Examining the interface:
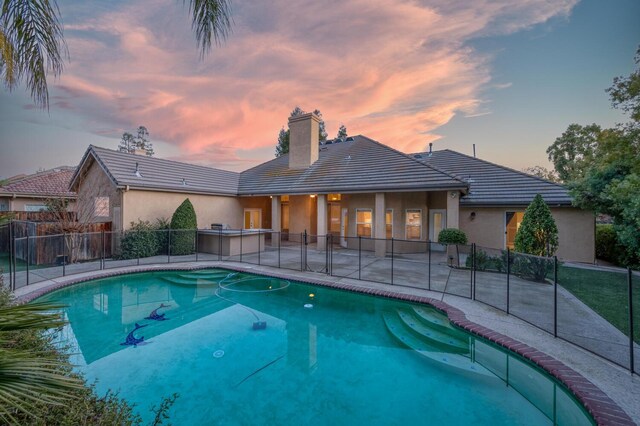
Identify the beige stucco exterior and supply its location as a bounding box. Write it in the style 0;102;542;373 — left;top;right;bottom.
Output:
459;206;595;263
122;190;243;230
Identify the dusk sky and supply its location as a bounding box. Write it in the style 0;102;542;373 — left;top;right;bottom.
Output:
1;0;639;179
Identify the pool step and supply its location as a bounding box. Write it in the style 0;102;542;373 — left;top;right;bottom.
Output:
383;312;494;379
397;310;468;354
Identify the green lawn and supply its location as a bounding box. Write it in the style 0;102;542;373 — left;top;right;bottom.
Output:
558;264;640;344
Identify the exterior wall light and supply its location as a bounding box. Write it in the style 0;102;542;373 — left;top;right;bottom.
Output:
470;211;476;221
310;194;316;198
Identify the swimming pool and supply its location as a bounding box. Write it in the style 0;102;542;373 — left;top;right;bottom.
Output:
36;268;594;425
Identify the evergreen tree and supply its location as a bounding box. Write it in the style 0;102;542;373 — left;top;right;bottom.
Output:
313;109;328;141
336;124;348;139
118;126;154;156
275;127;290;157
515;194;559;257
169;198;198;255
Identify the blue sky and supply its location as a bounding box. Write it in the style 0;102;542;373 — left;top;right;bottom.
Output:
0;0;638;179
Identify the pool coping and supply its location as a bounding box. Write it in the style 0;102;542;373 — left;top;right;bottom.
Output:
15;264;635;426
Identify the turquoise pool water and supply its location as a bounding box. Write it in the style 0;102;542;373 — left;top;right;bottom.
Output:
37;269;593;425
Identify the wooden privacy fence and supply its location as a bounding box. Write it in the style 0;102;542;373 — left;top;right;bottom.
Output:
7;221;112;265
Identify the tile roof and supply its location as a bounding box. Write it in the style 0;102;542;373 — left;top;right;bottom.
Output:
413;149;572;206
237;136;467;195
0;167;76;198
72;146;240;196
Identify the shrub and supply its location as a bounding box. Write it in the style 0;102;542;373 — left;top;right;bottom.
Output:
169;199;197;255
119;220;159;260
465;249;506;272
515;194;558;257
438;228;468;245
155;217;171;255
595;224;620;264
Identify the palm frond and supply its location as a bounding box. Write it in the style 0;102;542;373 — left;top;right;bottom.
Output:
0;350;84;422
1;0;68;109
0;301;67;332
183;0;232;58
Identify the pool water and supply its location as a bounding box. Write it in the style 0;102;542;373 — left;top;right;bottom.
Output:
37;269;593;425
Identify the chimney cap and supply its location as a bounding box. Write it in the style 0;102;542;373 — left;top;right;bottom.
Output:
288;112;321;125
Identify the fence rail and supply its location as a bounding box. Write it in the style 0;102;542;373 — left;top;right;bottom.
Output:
0;226;637;375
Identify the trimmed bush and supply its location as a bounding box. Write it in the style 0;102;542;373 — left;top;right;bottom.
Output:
514;194;558;257
155;217;171;255
438;228;468;245
169;199;197;256
119;220;159;259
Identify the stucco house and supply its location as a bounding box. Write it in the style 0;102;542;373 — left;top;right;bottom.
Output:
0;166;76;212
69;113;594;262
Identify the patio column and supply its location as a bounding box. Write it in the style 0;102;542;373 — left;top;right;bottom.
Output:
316;194;327;250
374;192;386;257
447;191;459;229
271;196;281;247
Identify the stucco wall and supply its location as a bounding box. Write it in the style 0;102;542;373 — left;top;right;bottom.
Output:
459;206;594;263
122;190;242;230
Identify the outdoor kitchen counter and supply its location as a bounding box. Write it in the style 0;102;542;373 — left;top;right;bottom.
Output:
197;229;270;256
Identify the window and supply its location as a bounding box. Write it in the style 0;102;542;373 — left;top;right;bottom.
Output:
505;211;525;249
94;197;110;217
405;209;422;240
25;204;46;212
0;200;8;211
386;209;393;239
356;209;372;237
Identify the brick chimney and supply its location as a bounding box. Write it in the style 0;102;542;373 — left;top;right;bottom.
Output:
288;112;320;169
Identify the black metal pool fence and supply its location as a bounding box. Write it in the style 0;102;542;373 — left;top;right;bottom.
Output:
1;225;638;375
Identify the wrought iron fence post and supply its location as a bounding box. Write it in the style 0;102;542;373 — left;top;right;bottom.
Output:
26;234;30;286
8;222;13;289
195;229;199;262
300;232;304;271
329;234;333;276
428;240;431;291
628;268;635;374
278;232;281;269
137;230;141;266
167;229;171;263
258;229;261;266
325;234;329;275
12;234;17;291
471;243;476;300
358;236;362;280
62;233;67;277
218;228;222;261
506;248;510;314
553;256;558;338
101;230;105;270
240;228;243;263
391;238;394;285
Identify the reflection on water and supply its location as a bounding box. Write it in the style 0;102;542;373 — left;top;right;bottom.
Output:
38;269;593;426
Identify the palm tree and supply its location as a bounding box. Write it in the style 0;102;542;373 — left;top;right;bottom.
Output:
0;300;84;425
0;0;232;109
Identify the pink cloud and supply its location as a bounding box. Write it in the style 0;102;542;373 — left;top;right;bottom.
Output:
52;0;578;170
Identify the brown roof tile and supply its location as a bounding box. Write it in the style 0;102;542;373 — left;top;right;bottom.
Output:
0;167;76;198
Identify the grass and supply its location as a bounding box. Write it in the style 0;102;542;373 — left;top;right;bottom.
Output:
558;264;640;344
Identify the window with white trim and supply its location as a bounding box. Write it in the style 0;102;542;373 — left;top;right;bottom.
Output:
385;209;393;239
356;209;372;237
405;209;422;240
94;197;110;217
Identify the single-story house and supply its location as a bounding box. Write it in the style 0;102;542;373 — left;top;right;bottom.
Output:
69;113;594;262
0;166;76;212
